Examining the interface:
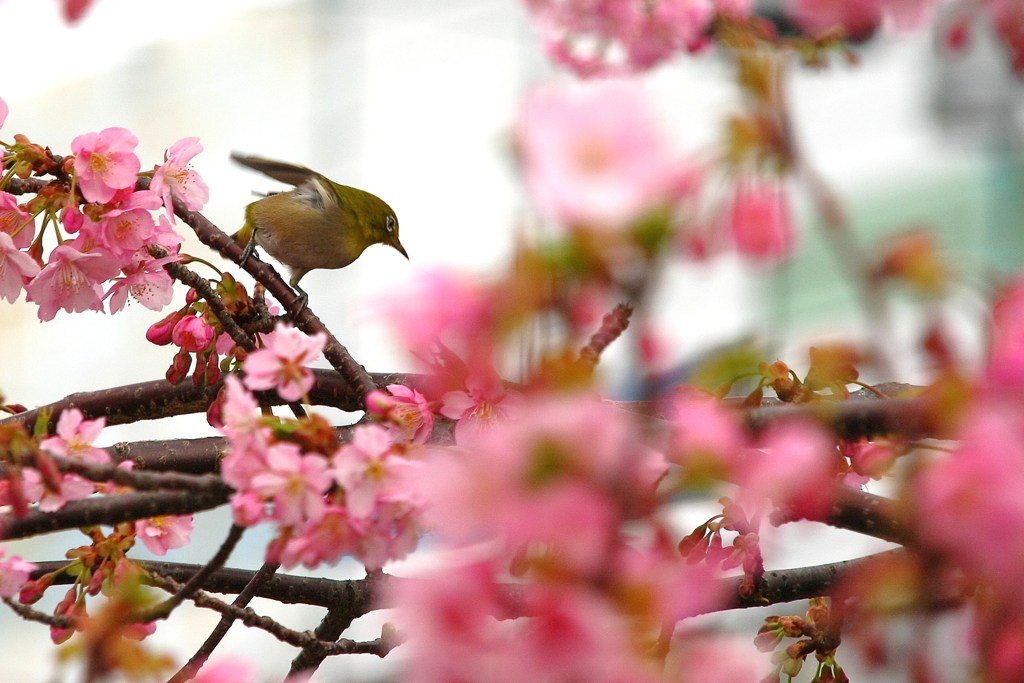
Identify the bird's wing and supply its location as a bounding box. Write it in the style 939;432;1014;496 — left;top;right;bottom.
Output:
230;153;320;187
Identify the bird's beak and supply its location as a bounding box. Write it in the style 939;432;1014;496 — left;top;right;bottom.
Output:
392;238;409;260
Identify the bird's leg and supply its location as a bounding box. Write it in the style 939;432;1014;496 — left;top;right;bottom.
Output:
239;226;259;266
289;270;310;315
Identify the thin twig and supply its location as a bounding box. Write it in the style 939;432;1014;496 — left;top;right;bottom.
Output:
169;562;281;683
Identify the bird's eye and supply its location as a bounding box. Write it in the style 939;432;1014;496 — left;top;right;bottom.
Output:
386;215;397;233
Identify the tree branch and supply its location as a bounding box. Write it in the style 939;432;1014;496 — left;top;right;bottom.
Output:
0;490;229;540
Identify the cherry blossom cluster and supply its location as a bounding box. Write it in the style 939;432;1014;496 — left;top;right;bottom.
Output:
390;393;768;681
522;0;753;77
523;0;1024;78
214;326;428;571
0;407;193;644
0;100;208;321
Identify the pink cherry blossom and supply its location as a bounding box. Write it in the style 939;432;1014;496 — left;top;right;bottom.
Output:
353;499;421;570
135;514;194;555
439;370;524;446
171;315;215;353
380;269;501;377
366;383;435;444
151;137;210;216
0;232;41;303
249;442;332;527
20;468;95;512
40;408;109;464
0;97;7;128
518;80;696;229
70;127;141;204
0;191;35;249
243;322;327;402
218;376;271;482
229;491;266;527
331;424;404;517
280;505;361;568
151;213;185;252
0;546;35;599
25;244;120;320
96;190;160;260
727;176;795;262
106;251;176;313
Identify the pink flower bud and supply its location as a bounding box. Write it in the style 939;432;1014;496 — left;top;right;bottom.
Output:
166;348;192;385
146;310;183;346
365;389;395;418
727;178;794;262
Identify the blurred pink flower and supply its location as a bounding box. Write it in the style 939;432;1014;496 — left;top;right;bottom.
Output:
71;127;141;204
727;177;795;262
20;468;95;512
915;400;1024;606
0;546;35;599
986;277;1024;386
524;0;741;75
440;371;524;446
424;395;666;567
135;514;194;555
518;80;697;229
25;244;120;320
0;232;40;303
787;0;882;39
737;419;836;521
665;391;747;474
0;97;7;128
40;408;109;464
191;659;256;683
244;322;327;402
151;137;209;216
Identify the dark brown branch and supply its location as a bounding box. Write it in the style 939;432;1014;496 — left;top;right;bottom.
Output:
0;489;229;540
0;369;395;435
30;549;935;619
0;451;227;493
819;485;914;545
288;570;385;677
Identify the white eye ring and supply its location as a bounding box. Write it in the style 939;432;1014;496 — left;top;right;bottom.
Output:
386;215;397;233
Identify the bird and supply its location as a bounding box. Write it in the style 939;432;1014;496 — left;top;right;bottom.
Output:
231;152;408;308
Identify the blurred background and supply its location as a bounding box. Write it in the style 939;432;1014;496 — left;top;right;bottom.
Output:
0;0;1021;679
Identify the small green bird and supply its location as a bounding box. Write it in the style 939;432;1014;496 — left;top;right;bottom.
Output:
231;153;408;308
